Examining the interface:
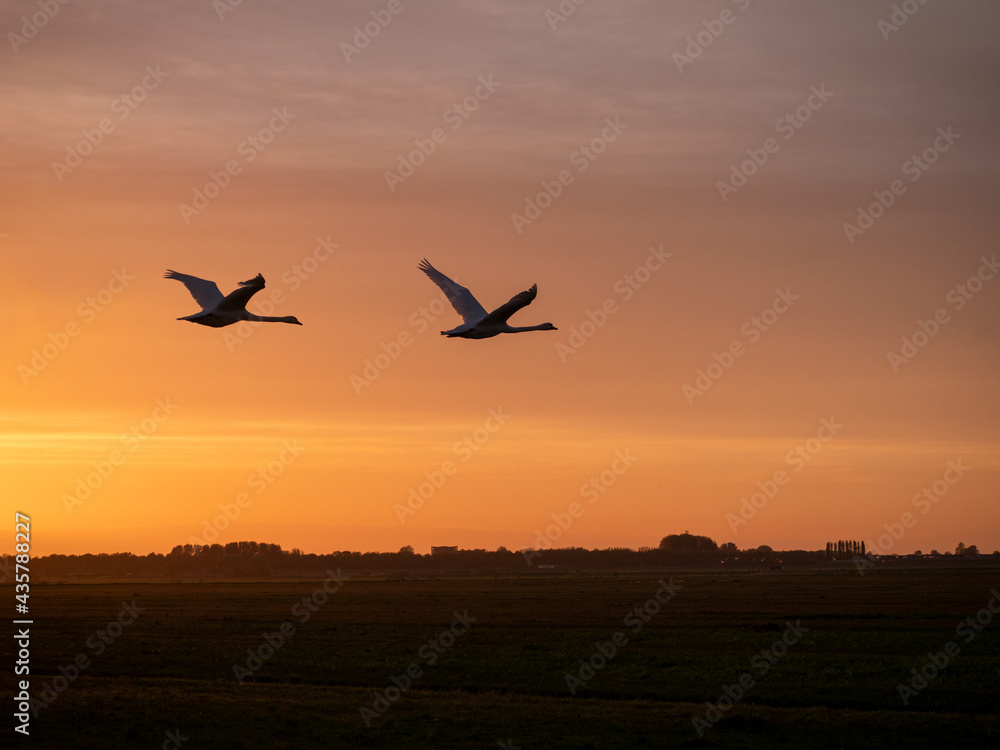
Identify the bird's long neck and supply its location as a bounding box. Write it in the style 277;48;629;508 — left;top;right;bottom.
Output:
246;313;298;324
505;324;553;333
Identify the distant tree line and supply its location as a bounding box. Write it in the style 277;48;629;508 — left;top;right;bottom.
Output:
1;536;815;579
659;532;718;552
3;535;991;580
826;540;866;560
824;540;985;560
955;542;980;556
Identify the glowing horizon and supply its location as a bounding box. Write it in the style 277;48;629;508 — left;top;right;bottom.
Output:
3;1;998;559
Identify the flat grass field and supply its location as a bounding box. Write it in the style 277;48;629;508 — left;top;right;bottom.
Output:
8;568;1000;748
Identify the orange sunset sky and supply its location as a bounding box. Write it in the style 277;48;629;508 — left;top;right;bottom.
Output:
2;0;998;556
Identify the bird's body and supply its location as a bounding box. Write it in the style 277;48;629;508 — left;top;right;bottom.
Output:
418;259;556;339
164;270;302;327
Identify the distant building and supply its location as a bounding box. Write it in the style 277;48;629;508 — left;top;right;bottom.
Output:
431;546;458;556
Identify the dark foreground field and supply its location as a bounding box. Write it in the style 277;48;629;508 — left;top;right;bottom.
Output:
8;568;1000;748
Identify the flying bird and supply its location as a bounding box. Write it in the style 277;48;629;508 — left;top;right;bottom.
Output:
164;270;302;327
418;259;557;339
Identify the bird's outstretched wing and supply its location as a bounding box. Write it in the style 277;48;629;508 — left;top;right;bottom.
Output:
216;273;266;311
418;259;489;324
164;270;225;312
479;284;538;326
